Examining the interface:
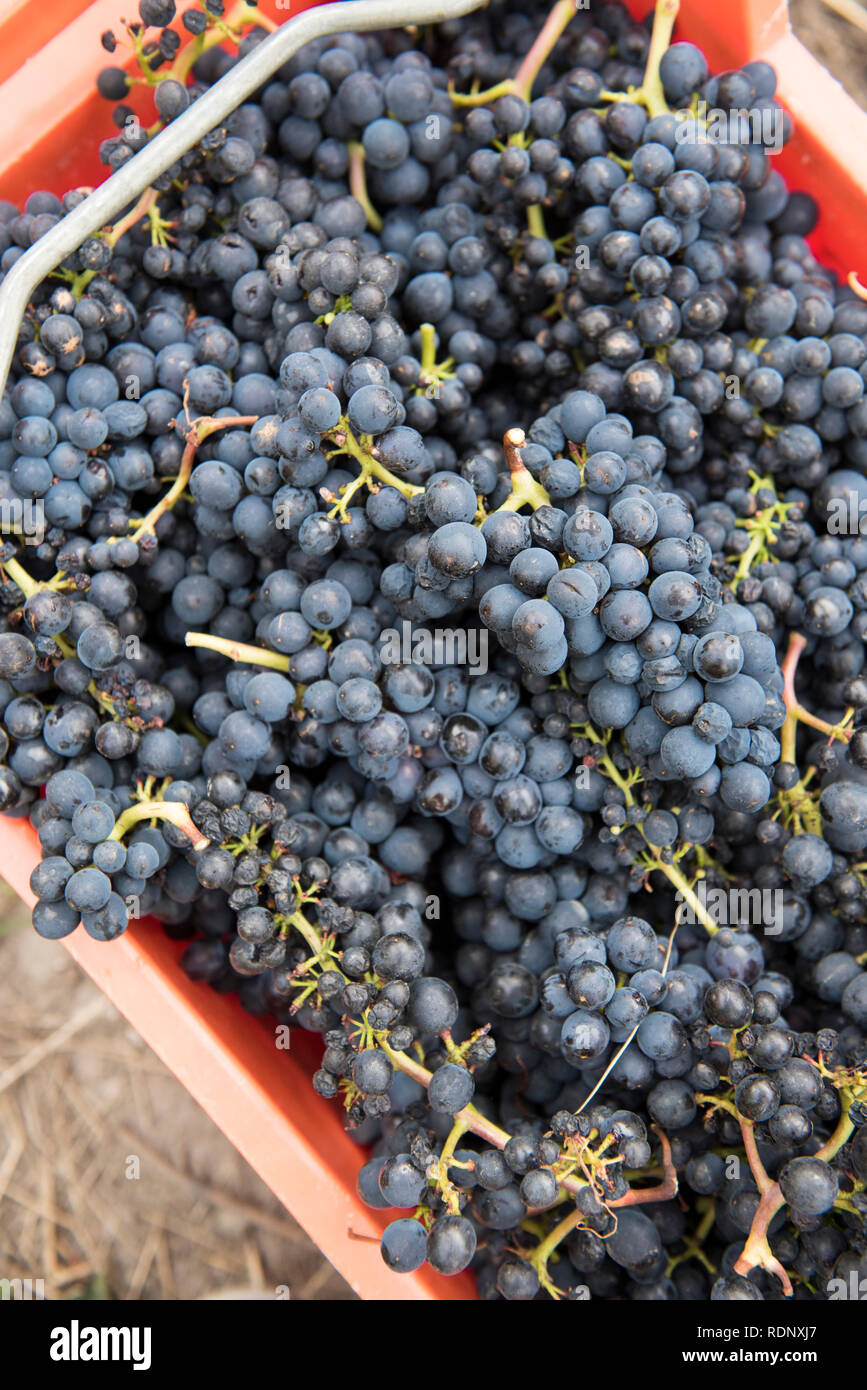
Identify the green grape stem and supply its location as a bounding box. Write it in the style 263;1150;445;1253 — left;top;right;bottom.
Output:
449;0;678;114
526;203;548;240
576;920;680;1116
74;3;274;292
347;142;383;234
0;557;120;718
448;77;515;108
774;766;823;837
185;632;290;671
512;0;577;101
419;322;439;377
447;0;580;107
594;0;680;117
114;412;257;547
276;908;677;1210
529;1204;586;1298
491;428;552;514
69;188;160;298
634;0;680;118
727;476;795;591
322;419;424;519
638;850;720;938
1;554;46;601
574;722;720;936
376;1035;514;1153
168;1;276;84
435;1117;470;1215
780;631;854;765
285;908;329;961
108;800;209;850
416;322;457;394
733;1078;865;1293
665;1199;717;1277
147;200;175;250
250;898;681;1279
374;1033;677;1208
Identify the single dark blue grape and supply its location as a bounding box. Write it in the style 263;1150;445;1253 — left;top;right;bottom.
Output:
428;1062;474;1114
243;672;296;723
561;1008;610;1062
705;928;765;984
512;599;566;652
607;917;658;972
125;841;160;879
65;867;112;913
33;900;81;939
692;701;732;744
567;960;616;1010
335;677;381;723
379;1154;426;1208
428;521;487;578
424;471;478;526
408;976;458;1034
426;1214;476;1276
92;840;126;874
719;762;771;812
70;800;116;843
781;833;833;887
609;495;659;546
587;678;640;729
779;1157;838;1216
599;589;653;641
630;968;668;1007
81;893;128;942
636;1011;687;1061
545;567;597;620
659;726;716;778
562;508;613;561
347;384;401;435
534;805;584;854
510;547;560;597
363;117;411;170
380;1218;428;1273
299;579;352;629
30;856;74;902
352;1048;393;1096
298;386;341;433
647;571;702;621
519;1168;558;1212
45;770;95;818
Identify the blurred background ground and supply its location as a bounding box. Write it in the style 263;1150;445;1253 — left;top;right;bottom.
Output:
0;887;352;1301
0;0;865;1305
791;0;867;107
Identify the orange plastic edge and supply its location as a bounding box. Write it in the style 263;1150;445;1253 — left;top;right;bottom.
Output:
0;0;95;87
649;0;867;277
0;0;864;1300
0;813;473;1300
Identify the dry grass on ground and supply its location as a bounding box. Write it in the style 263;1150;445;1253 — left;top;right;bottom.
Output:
791;0;867;109
0;894;352;1301
0;0;865;1304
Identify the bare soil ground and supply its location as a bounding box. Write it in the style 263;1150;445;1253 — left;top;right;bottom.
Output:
791;0;867;109
0;893;352;1301
0;1;864;1304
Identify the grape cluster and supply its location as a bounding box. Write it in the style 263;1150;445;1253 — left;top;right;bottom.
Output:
0;0;866;1300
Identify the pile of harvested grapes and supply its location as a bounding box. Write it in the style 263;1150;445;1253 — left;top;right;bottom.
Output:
1;0;866;1299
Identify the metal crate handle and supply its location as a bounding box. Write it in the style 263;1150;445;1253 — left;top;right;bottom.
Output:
0;0;486;398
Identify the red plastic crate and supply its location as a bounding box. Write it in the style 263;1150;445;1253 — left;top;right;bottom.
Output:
0;0;865;1300
0;0;94;86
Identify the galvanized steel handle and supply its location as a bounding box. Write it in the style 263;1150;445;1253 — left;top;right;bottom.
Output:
0;0;486;398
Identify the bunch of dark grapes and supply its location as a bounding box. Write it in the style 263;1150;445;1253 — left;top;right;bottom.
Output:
0;0;866;1300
